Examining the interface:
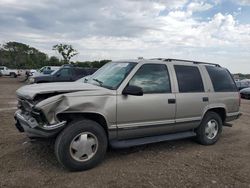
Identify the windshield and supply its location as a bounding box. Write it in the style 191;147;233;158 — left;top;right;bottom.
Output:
87;62;137;90
51;68;61;75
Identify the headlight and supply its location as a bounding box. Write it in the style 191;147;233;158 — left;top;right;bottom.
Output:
29;77;35;84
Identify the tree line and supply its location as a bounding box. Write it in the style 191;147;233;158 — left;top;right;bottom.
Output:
0;41;111;69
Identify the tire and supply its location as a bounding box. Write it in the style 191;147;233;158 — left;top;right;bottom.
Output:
196;111;222;145
10;72;17;78
55;119;107;171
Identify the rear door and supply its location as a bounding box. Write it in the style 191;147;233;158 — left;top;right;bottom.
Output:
172;64;208;130
72;68;84;80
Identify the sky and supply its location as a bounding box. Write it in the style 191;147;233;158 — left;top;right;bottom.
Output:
0;0;250;73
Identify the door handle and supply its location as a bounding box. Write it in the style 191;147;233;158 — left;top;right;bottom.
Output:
168;99;176;104
202;97;209;102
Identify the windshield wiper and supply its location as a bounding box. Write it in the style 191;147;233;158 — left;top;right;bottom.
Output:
93;78;103;86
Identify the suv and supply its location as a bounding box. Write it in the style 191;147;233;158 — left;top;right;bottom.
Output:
14;58;241;171
29;65;97;83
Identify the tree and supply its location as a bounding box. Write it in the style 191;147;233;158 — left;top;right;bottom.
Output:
1;41;48;68
48;56;63;66
52;44;78;64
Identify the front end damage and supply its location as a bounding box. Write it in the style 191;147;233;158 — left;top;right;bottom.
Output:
14;97;67;138
14;82;116;138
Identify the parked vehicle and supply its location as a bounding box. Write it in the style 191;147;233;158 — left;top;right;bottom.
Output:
14;58;241;171
28;66;60;77
0;66;20;77
235;79;250;90
29;65;97;83
240;87;250;99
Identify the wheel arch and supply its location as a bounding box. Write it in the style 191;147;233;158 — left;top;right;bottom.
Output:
57;112;110;139
203;107;226;123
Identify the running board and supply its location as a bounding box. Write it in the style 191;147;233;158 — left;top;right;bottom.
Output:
110;131;196;148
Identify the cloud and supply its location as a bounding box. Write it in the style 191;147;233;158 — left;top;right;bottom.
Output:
0;0;250;73
233;0;250;6
187;1;213;12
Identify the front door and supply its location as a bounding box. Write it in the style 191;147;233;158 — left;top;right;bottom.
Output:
54;68;72;82
117;63;176;140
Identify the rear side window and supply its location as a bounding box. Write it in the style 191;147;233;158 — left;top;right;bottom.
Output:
174;65;204;93
74;68;86;76
129;64;171;93
206;66;237;92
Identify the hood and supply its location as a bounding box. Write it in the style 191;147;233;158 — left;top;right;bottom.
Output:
16;82;107;100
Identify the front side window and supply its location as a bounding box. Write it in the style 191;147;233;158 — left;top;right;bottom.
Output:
206;66;237;92
87;62;137;90
58;68;70;77
129;64;171;93
175;65;204;93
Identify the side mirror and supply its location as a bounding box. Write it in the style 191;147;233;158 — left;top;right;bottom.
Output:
56;73;61;77
122;85;143;96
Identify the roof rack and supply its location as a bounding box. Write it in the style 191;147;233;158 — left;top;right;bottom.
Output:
151;58;221;67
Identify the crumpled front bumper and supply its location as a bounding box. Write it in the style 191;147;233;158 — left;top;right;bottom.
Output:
14;110;66;138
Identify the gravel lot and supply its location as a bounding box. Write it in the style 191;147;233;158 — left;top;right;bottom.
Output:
0;77;250;188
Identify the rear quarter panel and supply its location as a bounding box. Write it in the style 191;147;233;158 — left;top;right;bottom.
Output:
201;65;240;114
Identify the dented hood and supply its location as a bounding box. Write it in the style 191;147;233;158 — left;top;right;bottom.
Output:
16;82;106;100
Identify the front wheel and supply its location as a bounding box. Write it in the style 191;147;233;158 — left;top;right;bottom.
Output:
55;119;107;171
196;112;222;145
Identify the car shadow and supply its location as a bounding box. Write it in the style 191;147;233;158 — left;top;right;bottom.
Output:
23;137;198;172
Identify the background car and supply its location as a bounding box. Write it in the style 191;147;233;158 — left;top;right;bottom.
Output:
29;66;60;76
235;79;250;90
0;66;20;77
29;65;97;83
240;87;250;99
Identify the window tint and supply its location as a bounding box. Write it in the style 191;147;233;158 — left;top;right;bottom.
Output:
74;68;86;76
175;65;204;93
58;68;70;77
206;66;237;92
129;64;171;93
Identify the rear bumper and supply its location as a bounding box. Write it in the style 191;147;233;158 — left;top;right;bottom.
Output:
225;112;242;122
14;110;66;138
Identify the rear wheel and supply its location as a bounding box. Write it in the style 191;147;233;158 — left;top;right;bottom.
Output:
55;119;107;171
10;72;16;78
196;112;222;145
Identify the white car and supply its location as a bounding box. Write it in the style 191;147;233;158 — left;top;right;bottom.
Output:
0;66;20;77
30;66;60;76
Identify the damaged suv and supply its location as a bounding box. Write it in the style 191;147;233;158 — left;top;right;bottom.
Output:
14;58;241;171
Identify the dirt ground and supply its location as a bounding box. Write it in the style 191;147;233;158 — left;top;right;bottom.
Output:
0;77;249;188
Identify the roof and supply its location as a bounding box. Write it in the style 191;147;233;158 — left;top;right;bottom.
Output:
113;58;221;67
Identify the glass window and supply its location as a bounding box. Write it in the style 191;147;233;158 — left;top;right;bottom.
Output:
88;62;137;90
58;68;70;77
175;65;204;93
129;64;171;93
206;66;237;92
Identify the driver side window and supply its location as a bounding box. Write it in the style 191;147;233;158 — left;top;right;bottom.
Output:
58;68;70;77
129;64;171;93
